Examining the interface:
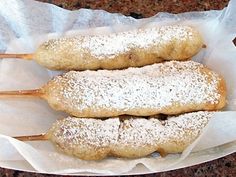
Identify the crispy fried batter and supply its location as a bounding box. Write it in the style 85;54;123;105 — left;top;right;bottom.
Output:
47;111;213;160
34;25;203;70
41;61;226;117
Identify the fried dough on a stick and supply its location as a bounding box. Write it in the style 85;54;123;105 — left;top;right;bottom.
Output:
14;111;213;160
0;61;225;117
0;25;203;70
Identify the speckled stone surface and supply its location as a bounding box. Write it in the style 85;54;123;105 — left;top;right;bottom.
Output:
1;0;235;177
39;0;229;18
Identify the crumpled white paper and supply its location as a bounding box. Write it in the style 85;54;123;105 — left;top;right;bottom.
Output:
0;0;236;175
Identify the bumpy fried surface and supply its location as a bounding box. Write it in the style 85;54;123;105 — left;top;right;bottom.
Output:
47;111;213;160
34;25;203;70
41;61;226;117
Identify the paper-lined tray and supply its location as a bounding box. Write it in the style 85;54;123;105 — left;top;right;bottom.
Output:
0;0;236;175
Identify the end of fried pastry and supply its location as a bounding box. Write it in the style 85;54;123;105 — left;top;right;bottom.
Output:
164;26;204;60
199;66;227;111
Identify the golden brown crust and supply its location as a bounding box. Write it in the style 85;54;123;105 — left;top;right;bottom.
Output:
47;111;213;160
41;61;226;118
34;25;203;70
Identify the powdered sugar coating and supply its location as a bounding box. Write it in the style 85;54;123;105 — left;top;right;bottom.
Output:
43;25;195;59
35;25;203;70
51;118;120;148
119;111;211;146
48;111;213;157
45;61;223;117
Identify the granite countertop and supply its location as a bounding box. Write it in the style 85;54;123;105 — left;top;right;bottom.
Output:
1;0;235;177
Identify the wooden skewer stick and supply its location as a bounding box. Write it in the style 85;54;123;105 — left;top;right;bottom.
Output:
14;134;48;141
0;89;43;98
0;53;33;60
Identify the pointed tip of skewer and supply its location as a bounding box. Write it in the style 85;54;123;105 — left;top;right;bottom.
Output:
0;53;33;60
14;133;48;141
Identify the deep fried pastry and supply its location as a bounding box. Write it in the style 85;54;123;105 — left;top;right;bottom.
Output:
41;61;225;117
0;25;203;70
0;61;226;117
15;111;214;160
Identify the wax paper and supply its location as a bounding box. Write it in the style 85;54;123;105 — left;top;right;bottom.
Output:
0;0;235;175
